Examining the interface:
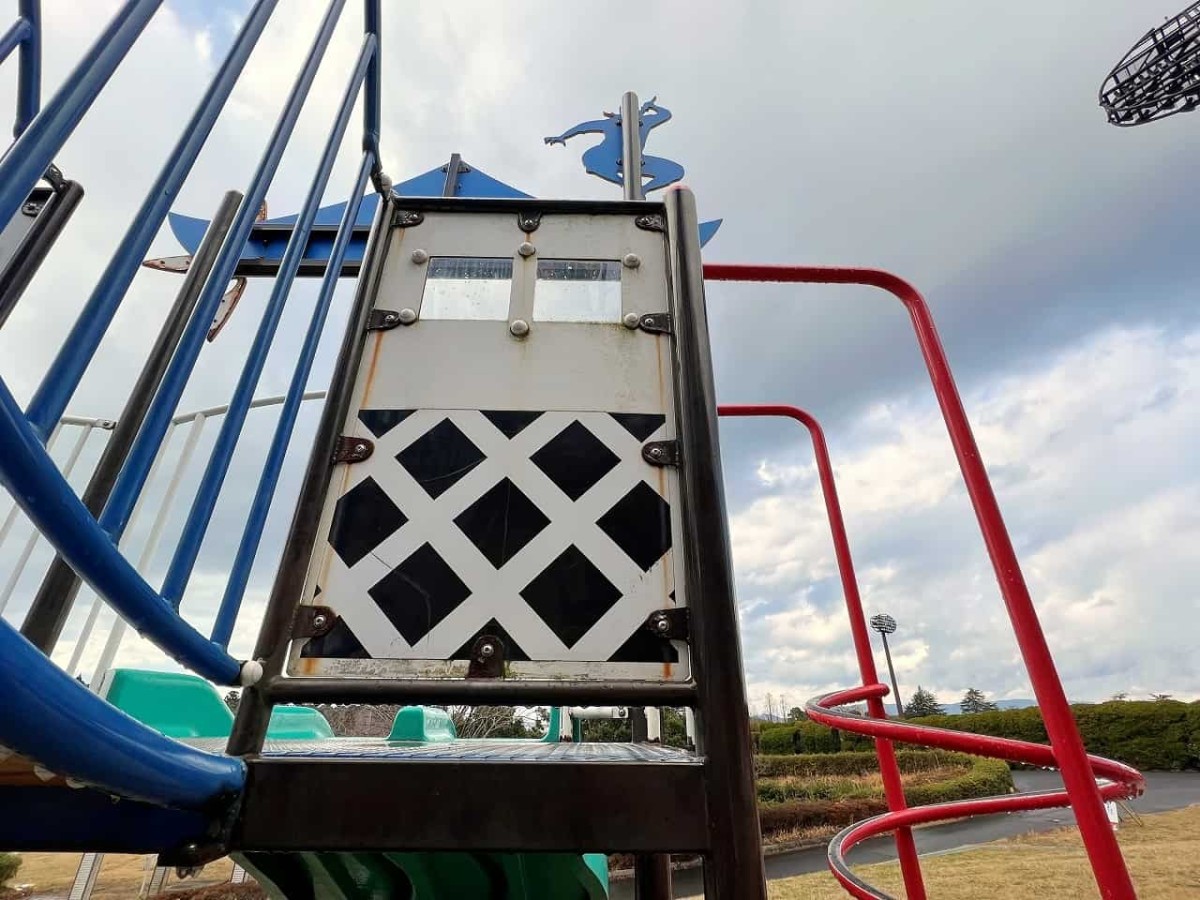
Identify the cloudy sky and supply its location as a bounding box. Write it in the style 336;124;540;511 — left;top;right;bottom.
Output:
1;1;1197;712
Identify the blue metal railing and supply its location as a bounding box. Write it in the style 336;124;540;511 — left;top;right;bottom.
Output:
0;0;387;717
0;1;40;137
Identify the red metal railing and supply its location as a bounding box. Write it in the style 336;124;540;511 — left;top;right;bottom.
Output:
706;265;1144;900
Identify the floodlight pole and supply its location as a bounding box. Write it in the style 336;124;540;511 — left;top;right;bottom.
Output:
879;631;903;717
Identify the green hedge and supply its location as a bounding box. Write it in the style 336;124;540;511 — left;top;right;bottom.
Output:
756;755;1009;806
908;701;1200;771
756;757;1012;836
756;749;973;778
757;701;1200;771
0;852;20;888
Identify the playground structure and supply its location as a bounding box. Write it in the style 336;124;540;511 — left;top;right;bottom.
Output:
0;3;1151;899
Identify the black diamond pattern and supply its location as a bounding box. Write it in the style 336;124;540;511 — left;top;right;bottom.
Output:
530;421;620;500
301;618;370;659
357;408;414;438
521;545;621;647
451;617;530;661
369;543;471;644
597;481;672;571
454;477;550;568
482;410;543;439
397;418;485;498
327;477;408;567
609;413;665;441
608;626;680;663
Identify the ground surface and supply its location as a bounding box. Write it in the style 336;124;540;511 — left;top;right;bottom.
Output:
765;803;1200;899
614;770;1200;898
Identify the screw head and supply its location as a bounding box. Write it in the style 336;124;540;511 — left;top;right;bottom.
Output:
411;248;429;264
509;318;530;337
354;442;368;456
623;312;641;329
654;616;671;633
623;253;641;269
517;241;536;257
398;307;417;325
479;643;496;658
648;445;664;458
312;613;328;629
21;202;39;215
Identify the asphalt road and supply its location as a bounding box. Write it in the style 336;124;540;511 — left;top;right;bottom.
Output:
610;771;1200;899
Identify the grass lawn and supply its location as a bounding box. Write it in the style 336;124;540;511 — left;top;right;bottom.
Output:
7;853;232;899
763;804;1200;899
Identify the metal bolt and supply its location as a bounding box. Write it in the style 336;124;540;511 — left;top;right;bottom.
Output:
479;643;496;658
354;442;368;456
654;616;671;634
411;248;429;264
623;253;641;269
509;318;530;337
648;446;664;459
623;312;641;329
517;241;536;257
398;307;417;325
312;613;328;629
21;202;39;216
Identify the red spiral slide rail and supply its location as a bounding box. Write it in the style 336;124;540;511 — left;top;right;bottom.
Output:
707;264;1145;900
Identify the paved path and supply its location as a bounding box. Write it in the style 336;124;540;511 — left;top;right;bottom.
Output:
610;771;1200;898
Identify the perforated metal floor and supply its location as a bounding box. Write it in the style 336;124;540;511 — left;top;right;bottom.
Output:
185;738;699;763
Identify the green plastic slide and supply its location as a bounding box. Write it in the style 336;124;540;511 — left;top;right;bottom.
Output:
104;669;609;899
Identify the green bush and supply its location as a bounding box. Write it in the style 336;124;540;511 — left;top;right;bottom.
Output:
756;749;974;778
756;721;844;754
908;701;1200;771
905;757;1012;805
0;852;21;888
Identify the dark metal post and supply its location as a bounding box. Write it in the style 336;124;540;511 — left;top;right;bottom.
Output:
634;854;672;900
620;91;644;201
0;177;84;328
228;190;395;757
441;152;463;197
665;186;766;899
20;191;242;652
880;632;904;718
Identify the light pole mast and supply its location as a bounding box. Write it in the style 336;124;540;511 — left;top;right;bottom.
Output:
870;613;904;717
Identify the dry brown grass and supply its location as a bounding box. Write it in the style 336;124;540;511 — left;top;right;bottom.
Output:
765;804;1200;899
11;853;233;899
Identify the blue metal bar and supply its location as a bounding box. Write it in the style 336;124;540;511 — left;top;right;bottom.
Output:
211;151;375;648
14;1;40;137
0;377;243;685
164;34;375;610
24;0;278;440
0;0;161;229
0;17;31;66
0;618;244;807
362;0;382;173
98;0;348;541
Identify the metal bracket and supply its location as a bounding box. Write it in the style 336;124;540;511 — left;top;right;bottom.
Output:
517;210;542;232
466;634;506;679
642;440;680;467
634;213;665;233
644;608;690;641
332;436;374;464
43;164;67;193
293;605;338;639
393;209;425;228
366;308;403;332
638;312;672;335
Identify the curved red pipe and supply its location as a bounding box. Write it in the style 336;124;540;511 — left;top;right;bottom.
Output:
718;404;926;899
706;264;1139;899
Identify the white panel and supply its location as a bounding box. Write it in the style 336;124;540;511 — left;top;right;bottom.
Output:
288;208;685;683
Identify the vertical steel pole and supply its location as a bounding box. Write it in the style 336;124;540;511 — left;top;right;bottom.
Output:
880;631;904;718
666;188;766;900
14;0;40;137
620;91;644;201
20;191;242;652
